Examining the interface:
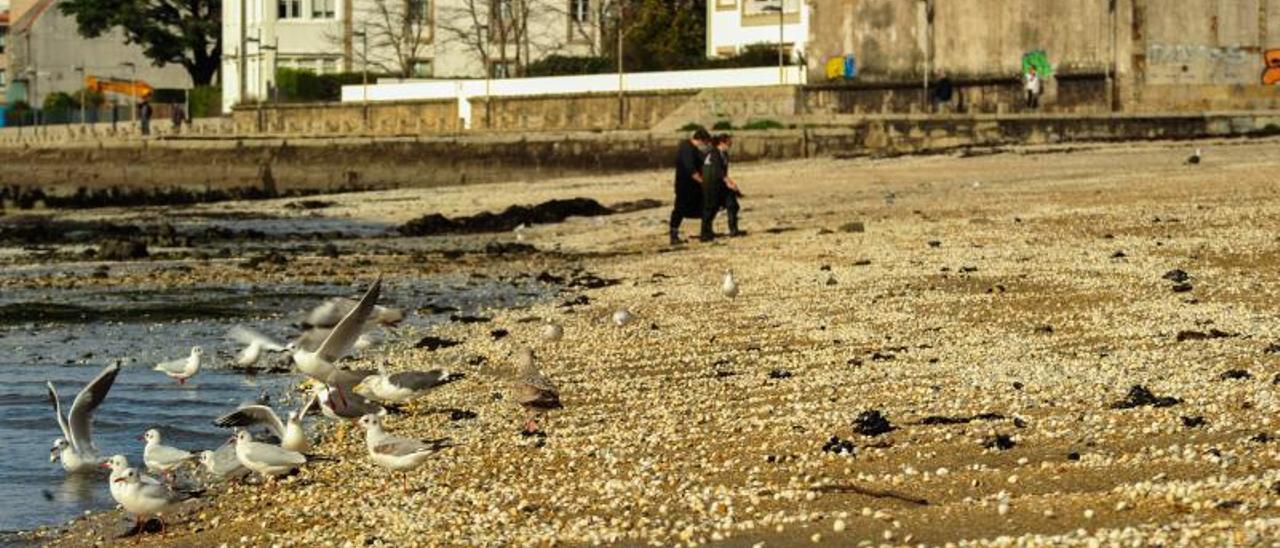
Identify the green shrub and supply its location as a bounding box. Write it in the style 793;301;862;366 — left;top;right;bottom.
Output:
43;92;79;113
189;86;222;118
678;122;703;132
526;55;614;76
712;120;733;130
276;68;366;103
742;119;784;131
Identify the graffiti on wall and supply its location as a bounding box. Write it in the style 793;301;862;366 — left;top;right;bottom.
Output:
825;55;857;81
1021;50;1052;78
1263;49;1280;85
1146;43;1252;85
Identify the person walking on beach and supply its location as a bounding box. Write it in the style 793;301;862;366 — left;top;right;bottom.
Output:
171;104;186;134
1023;66;1042;110
670;128;711;245
699;134;743;242
138;96;153;136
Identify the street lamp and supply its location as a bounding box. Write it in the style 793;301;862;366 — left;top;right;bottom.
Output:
120;62;137;122
614;4;624;127
762;2;785;85
23;67;39;129
351;27;369;105
477;24;490;128
72;65;86;129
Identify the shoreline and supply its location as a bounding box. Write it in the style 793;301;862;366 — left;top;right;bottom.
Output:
14;138;1280;545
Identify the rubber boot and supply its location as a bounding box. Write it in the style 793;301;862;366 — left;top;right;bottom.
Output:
669;226;682;246
728;213;742;237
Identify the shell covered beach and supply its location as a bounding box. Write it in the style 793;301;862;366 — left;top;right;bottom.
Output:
19;138;1280;546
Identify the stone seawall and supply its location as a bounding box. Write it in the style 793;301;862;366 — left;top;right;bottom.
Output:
1;112;1277;192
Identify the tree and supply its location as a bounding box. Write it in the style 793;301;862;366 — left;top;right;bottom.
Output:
437;0;563;78
354;0;434;78
59;0;221;86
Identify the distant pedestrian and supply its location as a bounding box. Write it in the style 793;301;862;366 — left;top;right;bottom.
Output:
699;134;743;242
138;96;153;136
1023;66;1042;110
171;104;186;134
670;127;710;246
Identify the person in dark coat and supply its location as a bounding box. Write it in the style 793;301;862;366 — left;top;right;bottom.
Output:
699;133;743;242
138;96;153;136
669;128;711;245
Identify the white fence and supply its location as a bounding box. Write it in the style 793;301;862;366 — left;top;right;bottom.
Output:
340;66;806;129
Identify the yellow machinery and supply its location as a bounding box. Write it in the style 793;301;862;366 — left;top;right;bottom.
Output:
84;76;154;99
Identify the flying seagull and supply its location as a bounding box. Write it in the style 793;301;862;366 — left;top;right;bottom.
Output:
293;277;383;388
47;363;120;473
227;326;291;368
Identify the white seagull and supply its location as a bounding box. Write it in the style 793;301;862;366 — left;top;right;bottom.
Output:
612;308;633;327
354;367;451;405
103;454;161;502
227;326;291;368
312;381;385;421
293;278;383;387
198;443;251;483
153;346;203;384
722;269;739;299
141;429;195;480
358;414;449;492
233;429;307;478
112;467;192;534
302;294;403;329
46;363;120;473
213;395;317;453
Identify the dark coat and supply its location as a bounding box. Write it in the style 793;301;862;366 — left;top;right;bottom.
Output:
673;140;704;219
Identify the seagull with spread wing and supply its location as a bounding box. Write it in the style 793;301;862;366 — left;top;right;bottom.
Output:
213;394;317;453
292;277;384;389
227;326;292;368
46;363;120;473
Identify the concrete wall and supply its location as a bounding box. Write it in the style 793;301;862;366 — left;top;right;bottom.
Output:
231;100;461;135
805;0;1280;113
475;91;696;132
4;112;1280;191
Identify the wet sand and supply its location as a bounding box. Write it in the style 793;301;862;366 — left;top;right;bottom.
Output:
17;137;1280;546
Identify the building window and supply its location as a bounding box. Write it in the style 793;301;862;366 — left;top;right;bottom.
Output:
744;0;797;16
278;0;301;19
490;61;513;78
569;0;589;22
312;0;335;18
716;0;736;10
493;0;513;24
0;27;7;54
411;59;433;78
0;69;6;87
408;0;430;23
321;58;337;74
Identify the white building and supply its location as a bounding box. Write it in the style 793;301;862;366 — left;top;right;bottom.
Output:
705;0;808;74
222;0;605;112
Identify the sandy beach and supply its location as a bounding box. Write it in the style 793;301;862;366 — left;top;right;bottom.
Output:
15;137;1280;546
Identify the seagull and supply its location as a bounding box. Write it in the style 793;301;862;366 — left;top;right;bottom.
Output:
213;395;318;453
541;320;564;342
1186;147;1202;165
112;467;192;534
722;269;739;299
512;347;562;433
301;293;403;329
312;381;386;421
358;414;450;492
293;278;383;388
141;429;195;480
354;366;451;405
154;346;203;384
198;443;251;483
612;308;633;327
228;326;291;368
46;363;119;473
102;455;161;502
514;223;528;242
233;429;307;479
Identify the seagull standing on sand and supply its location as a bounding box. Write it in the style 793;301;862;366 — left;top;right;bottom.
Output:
213;395;317;453
722;269;739;299
512;347;562;433
355;367;452;405
541;320;563;342
103;455;161;502
198;444;251;483
233;429;307;479
112;467;192;534
293;278;383;388
228;326;291;368
1186;147;1202;165
612;308;633;327
358;414;449;492
46;363;119;473
154;346;203;384
142;429;195;480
